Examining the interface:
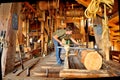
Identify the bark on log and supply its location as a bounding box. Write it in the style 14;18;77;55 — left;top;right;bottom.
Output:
81;50;102;70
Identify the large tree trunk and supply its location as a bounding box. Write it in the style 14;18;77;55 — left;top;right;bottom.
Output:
81;50;102;70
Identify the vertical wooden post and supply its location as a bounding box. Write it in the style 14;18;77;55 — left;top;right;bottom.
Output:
85;19;89;48
1;3;13;77
44;34;48;55
101;4;110;61
41;21;44;56
44;18;49;55
80;17;85;43
1;3;21;76
26;19;30;47
17;12;24;45
50;16;53;40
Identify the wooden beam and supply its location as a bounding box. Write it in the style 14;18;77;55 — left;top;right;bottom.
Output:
40;65;63;69
108;12;119;22
103;59;120;76
40;21;44;56
1;3;17;77
33;69;60;77
13;57;40;76
24;2;36;13
60;69;111;78
76;0;91;7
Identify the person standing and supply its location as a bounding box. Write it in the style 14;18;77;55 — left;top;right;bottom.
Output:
52;26;79;65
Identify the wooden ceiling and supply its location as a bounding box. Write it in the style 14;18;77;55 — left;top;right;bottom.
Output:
0;0;119;42
76;0;119;42
25;0;119;42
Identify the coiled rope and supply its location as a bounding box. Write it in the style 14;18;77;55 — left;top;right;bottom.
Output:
84;0;114;18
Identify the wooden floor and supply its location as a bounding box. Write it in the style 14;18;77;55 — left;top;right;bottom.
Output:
3;50;120;80
3;51;65;80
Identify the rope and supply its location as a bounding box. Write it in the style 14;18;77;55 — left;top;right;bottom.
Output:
84;0;114;60
84;0;114;18
101;4;111;53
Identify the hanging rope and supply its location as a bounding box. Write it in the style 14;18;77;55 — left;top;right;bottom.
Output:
84;0;114;18
101;4;111;56
84;0;114;60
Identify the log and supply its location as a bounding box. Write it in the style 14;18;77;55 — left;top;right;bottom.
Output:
81;50;102;70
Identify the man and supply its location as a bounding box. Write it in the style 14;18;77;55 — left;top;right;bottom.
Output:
52;26;79;65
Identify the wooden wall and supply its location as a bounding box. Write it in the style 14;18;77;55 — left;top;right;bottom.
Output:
1;3;21;76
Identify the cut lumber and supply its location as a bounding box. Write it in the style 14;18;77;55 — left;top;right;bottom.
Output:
81;50;102;70
60;69;110;78
40;65;63;69
32;69;60;77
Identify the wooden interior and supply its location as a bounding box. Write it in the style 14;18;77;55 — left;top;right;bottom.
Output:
0;0;120;79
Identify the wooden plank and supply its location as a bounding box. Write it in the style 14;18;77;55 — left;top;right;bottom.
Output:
57;46;101;51
60;69;111;78
32;69;60;77
13;57;40;76
108;12;119;23
76;0;91;7
1;3;16;76
24;2;36;13
41;65;63;70
103;59;120;76
45;61;57;65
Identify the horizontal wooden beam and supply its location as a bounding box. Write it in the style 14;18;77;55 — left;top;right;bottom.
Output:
24;2;36;13
108;12;119;22
76;0;102;17
13;57;40;76
60;69;111;78
76;0;91;7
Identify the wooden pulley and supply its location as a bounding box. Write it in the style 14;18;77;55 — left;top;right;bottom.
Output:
38;1;57;10
81;50;102;70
